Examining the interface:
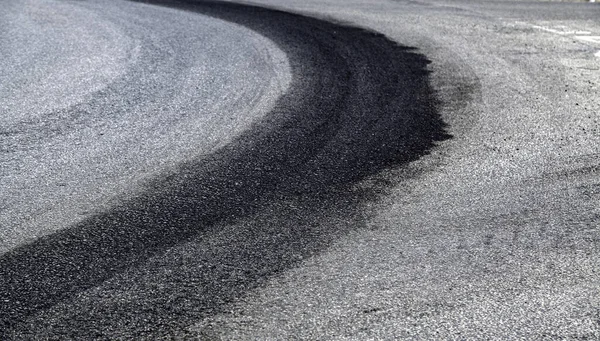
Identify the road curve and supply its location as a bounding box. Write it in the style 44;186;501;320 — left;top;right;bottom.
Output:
193;1;600;340
0;0;290;253
0;0;449;338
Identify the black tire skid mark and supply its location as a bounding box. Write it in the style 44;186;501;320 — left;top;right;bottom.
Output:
0;0;450;337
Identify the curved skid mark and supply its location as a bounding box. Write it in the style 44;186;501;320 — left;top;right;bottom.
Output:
0;0;451;337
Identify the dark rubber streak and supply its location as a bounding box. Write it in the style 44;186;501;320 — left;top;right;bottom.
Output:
0;0;450;337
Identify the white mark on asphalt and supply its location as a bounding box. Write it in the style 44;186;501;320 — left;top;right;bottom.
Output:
575;36;600;44
521;22;600;58
531;25;574;35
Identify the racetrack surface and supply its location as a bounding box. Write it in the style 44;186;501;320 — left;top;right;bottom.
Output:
1;0;599;339
0;0;290;254
1;0;448;338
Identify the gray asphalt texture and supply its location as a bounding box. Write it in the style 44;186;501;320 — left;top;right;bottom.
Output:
0;0;290;254
1;0;599;339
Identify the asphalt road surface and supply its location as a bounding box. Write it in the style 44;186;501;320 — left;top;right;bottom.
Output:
0;0;599;339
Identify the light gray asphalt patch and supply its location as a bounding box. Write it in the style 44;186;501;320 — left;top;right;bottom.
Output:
0;0;290;253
